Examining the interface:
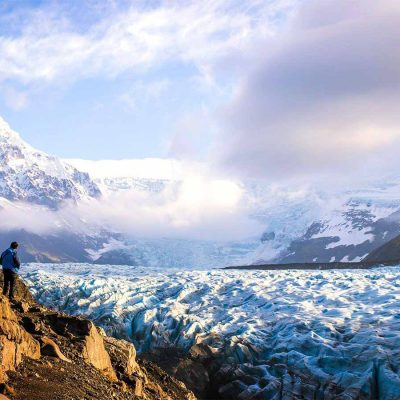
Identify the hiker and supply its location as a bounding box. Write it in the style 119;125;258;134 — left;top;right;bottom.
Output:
1;241;21;301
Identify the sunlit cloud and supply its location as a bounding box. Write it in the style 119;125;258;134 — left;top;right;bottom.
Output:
0;1;291;86
216;0;400;180
0;164;263;242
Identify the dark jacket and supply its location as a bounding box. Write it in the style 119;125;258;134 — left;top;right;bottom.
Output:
1;248;21;274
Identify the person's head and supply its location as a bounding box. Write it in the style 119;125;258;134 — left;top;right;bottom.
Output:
10;241;18;250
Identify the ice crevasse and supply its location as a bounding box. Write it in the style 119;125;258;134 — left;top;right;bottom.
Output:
22;263;400;399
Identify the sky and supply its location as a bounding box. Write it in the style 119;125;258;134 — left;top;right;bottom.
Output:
1;0;400;183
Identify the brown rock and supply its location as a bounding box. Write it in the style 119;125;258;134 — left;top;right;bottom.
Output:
40;336;71;363
104;336;139;377
45;314;117;381
0;296;17;321
81;323;117;382
0;275;35;304
134;377;143;397
118;380;128;392
12;301;30;313
0;296;40;384
21;316;43;335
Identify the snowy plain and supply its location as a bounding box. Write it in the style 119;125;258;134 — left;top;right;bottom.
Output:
22;263;400;399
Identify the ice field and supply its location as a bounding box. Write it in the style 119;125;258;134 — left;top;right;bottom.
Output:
22;263;400;399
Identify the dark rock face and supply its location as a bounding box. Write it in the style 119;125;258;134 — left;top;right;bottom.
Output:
364;233;400;262
260;231;275;243
0;229;129;265
94;250;136;266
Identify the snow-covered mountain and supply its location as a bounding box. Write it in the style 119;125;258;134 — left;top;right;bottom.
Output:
250;180;400;264
65;158;182;194
61;158;400;266
65;157;400;265
0;118;100;207
1;115;400;266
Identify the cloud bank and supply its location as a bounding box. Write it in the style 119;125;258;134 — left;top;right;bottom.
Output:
0;167;263;242
216;0;400;180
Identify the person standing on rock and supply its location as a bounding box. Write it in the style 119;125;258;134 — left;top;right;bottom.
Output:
1;241;21;301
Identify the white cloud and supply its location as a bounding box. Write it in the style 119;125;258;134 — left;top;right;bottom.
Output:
0;1;292;86
73;175;261;241
215;0;400;180
0;164;263;241
73;161;263;241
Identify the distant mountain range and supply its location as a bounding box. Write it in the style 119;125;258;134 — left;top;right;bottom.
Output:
0;116;399;267
255;189;400;264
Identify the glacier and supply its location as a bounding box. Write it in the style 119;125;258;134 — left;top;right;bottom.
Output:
21;263;400;399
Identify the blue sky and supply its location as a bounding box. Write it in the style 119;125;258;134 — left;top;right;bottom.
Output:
0;0;285;160
1;0;399;183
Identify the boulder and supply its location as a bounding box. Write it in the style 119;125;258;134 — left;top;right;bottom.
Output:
40;336;71;363
104;336;139;377
12;301;30;313
21;316;43;335
134;377;143;397
45;314;117;381
81;323;117;381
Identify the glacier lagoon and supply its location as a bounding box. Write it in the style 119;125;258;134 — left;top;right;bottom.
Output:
21;263;400;399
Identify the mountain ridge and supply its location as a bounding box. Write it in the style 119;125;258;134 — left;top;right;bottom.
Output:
0;117;100;208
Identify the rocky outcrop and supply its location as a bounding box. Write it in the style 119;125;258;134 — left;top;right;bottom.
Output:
39;336;71;363
0;296;40;384
364;233;400;263
104;336;139;377
44;314;117;381
0;275;196;400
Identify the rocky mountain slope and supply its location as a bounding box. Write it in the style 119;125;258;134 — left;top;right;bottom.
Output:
251;181;400;265
0;274;195;400
364;233;400;263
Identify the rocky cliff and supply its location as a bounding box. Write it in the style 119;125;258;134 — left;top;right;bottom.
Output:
0;275;196;400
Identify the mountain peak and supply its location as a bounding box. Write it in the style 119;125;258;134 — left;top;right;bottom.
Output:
0;116;24;143
0;117;101;207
